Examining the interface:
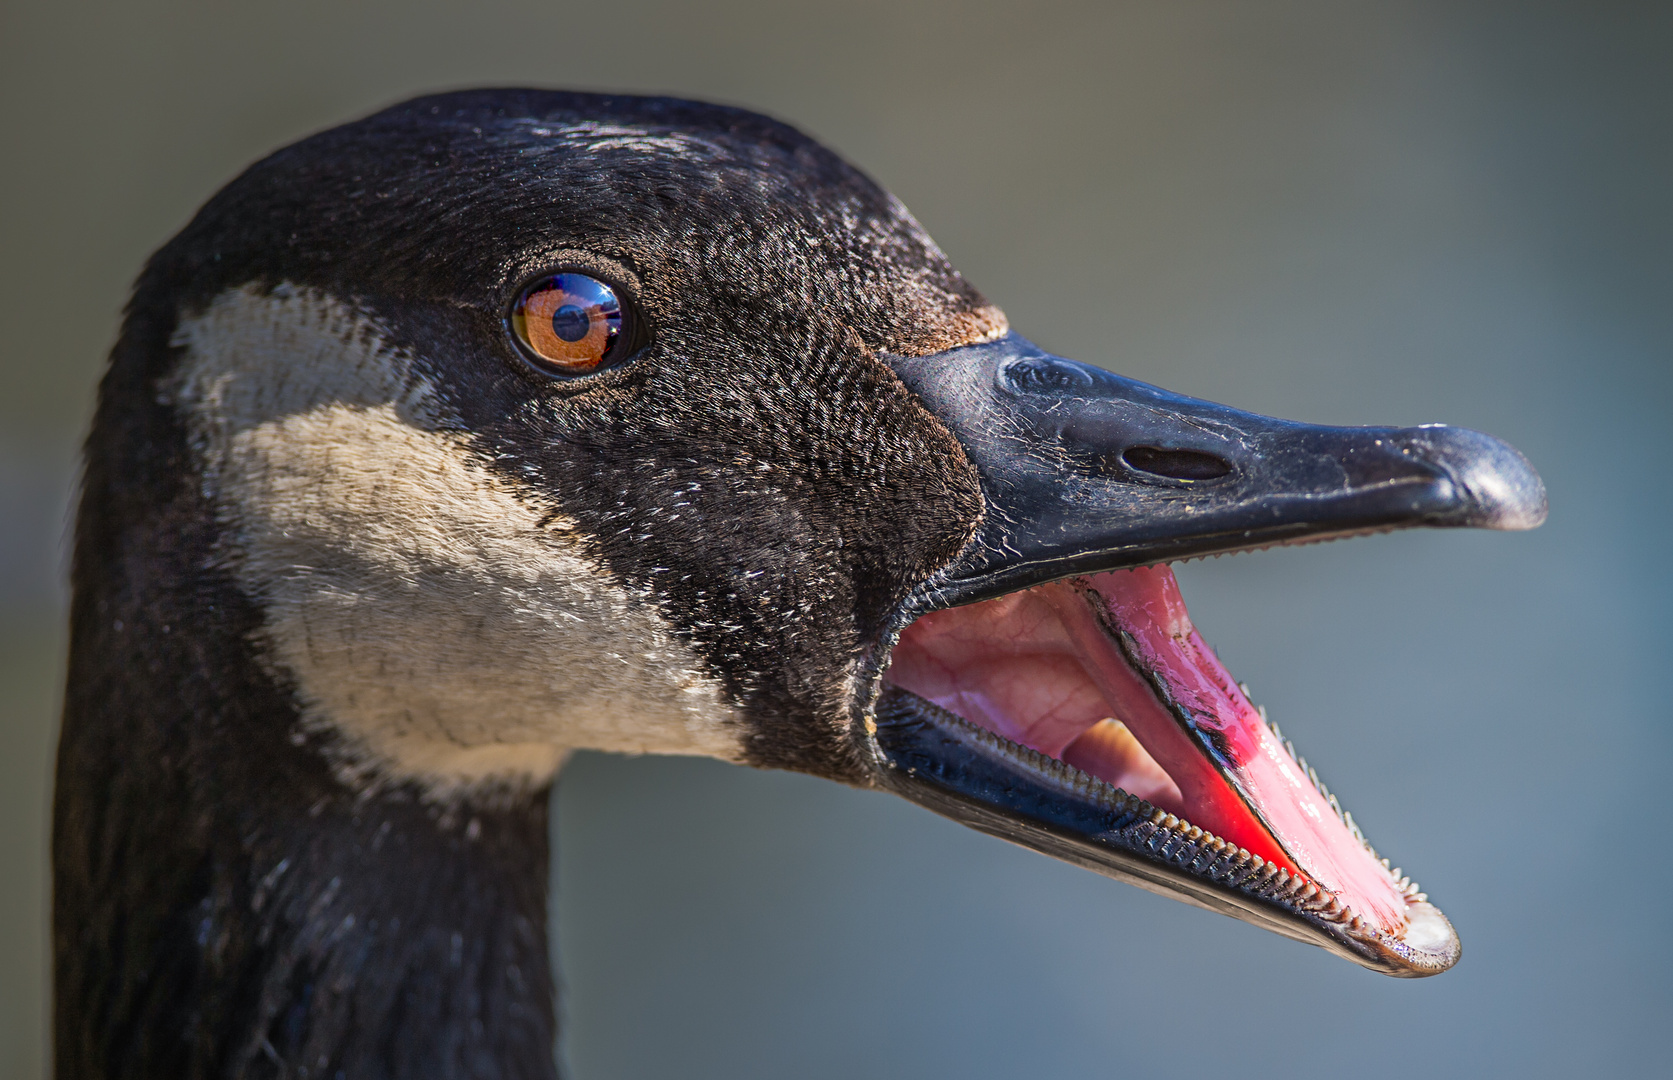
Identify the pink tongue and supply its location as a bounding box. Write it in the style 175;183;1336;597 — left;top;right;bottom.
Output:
1081;567;1407;931
886;566;1408;933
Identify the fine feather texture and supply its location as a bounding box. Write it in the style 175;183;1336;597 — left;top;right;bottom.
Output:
58;90;991;1078
169;284;743;796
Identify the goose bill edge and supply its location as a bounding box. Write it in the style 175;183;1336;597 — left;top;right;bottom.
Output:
860;332;1546;977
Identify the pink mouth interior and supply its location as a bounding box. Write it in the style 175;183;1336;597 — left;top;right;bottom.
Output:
884;565;1409;933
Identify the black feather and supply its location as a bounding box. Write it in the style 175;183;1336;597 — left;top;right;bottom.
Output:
58;90;993;1078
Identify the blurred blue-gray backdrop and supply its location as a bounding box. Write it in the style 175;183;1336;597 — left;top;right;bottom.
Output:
4;2;1669;1077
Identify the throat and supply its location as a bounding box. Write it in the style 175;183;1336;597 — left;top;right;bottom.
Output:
255;789;562;1080
55;568;562;1080
58;728;562;1079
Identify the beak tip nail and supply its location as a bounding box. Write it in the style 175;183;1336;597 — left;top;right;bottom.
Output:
1426;427;1548;532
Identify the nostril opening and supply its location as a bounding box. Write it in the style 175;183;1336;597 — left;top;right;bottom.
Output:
1120;446;1233;481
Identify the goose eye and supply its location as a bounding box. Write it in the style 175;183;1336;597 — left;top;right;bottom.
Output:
510;273;627;374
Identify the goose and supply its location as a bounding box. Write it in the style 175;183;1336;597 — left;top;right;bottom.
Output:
54;88;1546;1079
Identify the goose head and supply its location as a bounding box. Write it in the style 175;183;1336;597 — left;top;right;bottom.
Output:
61;89;1547;1069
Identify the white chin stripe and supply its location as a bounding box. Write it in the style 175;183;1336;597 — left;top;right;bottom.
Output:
167;284;745;798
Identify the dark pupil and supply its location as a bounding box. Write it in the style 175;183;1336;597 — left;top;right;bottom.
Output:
551;304;591;342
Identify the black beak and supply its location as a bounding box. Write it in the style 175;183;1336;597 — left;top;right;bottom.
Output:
889;333;1546;608
869;332;1545;975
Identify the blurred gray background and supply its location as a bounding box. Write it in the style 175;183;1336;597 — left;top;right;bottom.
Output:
4;2;1669;1076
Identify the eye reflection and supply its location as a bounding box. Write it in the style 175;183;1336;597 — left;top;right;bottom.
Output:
511;273;625;373
551;304;590;342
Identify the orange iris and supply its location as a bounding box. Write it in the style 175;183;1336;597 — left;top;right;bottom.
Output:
511;273;623;373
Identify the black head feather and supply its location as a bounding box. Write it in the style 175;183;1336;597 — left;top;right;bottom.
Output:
109;88;998;780
58;90;1001;1078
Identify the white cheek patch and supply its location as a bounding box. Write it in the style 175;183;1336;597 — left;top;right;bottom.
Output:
168;284;745;798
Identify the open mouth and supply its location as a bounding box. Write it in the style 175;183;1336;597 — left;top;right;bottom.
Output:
871;330;1544;976
873;564;1457;976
